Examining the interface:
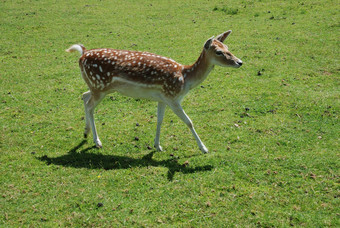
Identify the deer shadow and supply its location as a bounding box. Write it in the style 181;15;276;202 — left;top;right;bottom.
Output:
37;140;213;181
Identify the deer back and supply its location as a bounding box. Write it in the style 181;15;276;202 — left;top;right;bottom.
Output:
79;49;185;97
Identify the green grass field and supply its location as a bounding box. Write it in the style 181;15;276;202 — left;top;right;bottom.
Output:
1;0;339;226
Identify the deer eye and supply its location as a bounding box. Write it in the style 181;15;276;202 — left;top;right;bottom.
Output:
216;51;224;56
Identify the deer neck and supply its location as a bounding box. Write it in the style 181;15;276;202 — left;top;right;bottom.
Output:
183;50;214;90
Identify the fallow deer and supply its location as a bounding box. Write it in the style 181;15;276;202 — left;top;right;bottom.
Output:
66;30;242;153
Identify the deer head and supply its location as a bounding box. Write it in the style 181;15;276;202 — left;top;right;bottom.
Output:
204;30;243;68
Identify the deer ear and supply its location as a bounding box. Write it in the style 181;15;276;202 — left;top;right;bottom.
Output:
204;36;214;50
216;30;232;43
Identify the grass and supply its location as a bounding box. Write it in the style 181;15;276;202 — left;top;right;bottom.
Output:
213;6;239;15
1;0;339;226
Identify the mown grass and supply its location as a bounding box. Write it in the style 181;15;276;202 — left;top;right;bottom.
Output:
1;0;339;227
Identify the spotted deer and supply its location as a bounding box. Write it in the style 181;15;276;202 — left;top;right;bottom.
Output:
66;30;242;153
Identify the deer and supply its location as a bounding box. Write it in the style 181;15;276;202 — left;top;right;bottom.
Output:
66;30;242;153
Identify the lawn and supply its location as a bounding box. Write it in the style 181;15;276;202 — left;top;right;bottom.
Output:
1;0;339;227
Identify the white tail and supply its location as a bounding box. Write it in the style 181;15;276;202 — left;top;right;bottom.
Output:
66;30;242;153
66;44;86;55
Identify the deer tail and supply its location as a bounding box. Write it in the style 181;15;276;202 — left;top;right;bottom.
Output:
65;44;86;55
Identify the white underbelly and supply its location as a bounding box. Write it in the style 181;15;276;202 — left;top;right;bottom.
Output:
109;77;164;102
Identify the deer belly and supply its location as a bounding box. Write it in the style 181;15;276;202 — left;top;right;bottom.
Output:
110;77;164;102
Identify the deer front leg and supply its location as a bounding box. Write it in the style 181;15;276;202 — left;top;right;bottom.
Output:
83;91;104;148
168;102;208;153
154;102;166;151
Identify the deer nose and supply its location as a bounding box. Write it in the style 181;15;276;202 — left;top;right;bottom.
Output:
237;60;243;66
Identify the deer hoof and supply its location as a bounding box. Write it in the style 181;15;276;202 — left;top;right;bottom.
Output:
155;145;163;152
95;140;102;148
200;146;209;154
84;128;90;138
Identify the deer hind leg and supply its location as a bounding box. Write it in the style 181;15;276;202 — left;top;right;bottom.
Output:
82;91;92;138
168;102;208;153
154;102;166;151
82;91;105;148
